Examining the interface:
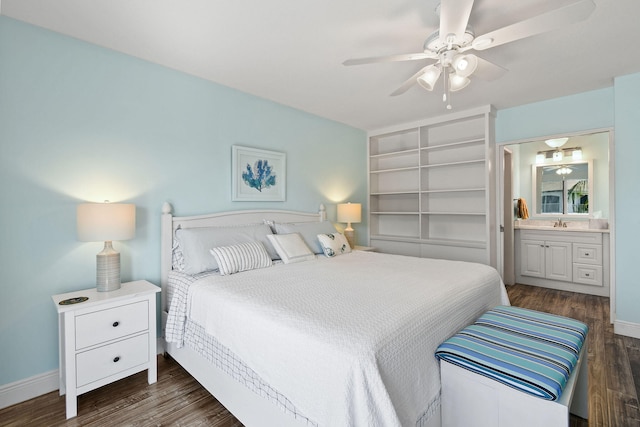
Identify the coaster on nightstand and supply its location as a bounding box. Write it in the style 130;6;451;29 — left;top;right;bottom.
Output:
59;296;89;305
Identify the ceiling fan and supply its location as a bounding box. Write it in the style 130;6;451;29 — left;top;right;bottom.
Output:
343;0;595;109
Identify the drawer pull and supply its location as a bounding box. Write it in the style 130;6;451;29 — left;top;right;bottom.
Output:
585;252;590;256
585;273;590;277
112;321;119;327
113;356;120;363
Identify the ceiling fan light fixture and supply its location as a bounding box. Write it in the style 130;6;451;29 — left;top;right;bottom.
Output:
417;65;441;91
452;54;478;77
556;166;573;176
449;74;470;92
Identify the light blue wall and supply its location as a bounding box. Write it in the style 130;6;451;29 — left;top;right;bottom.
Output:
613;73;640;325
496;80;640;325
0;17;366;386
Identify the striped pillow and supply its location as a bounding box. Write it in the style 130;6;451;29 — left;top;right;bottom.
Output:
209;241;272;276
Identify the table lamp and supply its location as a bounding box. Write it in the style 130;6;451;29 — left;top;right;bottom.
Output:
337;202;361;249
77;202;136;292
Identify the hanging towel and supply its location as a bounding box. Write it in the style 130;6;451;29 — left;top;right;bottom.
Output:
517;198;529;219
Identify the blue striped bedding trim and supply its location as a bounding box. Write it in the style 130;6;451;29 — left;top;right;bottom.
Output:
435;306;588;401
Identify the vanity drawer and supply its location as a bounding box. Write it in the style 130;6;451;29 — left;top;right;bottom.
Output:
573;243;602;266
75;301;149;350
573;263;603;287
76;333;149;387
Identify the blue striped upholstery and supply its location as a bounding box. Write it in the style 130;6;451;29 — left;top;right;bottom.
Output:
435;306;588;401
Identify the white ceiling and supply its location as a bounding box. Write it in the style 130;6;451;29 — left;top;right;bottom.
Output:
2;0;639;131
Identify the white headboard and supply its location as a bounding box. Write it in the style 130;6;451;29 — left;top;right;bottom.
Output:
160;202;327;309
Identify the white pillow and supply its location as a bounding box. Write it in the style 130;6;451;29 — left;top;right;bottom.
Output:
274;221;337;254
175;224;278;275
267;233;316;264
210;241;272;276
317;233;352;257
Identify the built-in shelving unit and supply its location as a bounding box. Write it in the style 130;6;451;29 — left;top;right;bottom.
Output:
368;105;497;266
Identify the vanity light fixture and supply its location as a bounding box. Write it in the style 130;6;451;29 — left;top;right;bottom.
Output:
572;149;583;160
556;166;573;176
537;146;583;163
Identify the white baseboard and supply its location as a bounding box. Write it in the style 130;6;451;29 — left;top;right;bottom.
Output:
0;340;167;410
614;319;640;339
0;370;59;410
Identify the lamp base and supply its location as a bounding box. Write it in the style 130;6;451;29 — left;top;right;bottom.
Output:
96;241;121;292
344;225;356;249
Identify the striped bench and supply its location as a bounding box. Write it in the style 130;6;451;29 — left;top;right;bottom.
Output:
435;306;589;427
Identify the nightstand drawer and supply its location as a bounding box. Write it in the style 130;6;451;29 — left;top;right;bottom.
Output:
76;333;149;387
75;301;149;350
573;263;603;287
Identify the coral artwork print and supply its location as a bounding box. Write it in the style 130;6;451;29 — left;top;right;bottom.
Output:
242;160;276;192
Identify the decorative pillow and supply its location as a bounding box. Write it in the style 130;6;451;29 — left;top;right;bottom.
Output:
210;241;272;276
172;237;186;272
274;221;337;254
266;233;316;264
317;233;352;257
175;224;278;275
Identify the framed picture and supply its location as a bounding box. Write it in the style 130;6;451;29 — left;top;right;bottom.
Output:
232;145;286;201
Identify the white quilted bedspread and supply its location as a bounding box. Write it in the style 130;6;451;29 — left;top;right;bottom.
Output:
188;251;508;426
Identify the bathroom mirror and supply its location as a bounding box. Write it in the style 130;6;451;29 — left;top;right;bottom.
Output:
532;160;593;216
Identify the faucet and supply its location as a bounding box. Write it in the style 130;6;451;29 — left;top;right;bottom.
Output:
554;218;567;228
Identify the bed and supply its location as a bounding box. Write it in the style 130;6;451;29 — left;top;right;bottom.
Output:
160;202;509;427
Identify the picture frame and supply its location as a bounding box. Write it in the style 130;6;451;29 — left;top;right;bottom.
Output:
232;145;286;201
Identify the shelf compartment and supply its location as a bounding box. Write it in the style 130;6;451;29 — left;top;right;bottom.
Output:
421;141;484;164
371;213;419;239
370;150;419;171
421;214;486;243
370;129;419;156
421;161;485;191
370;168;419;193
421;190;485;214
421;116;485;147
371;192;419;213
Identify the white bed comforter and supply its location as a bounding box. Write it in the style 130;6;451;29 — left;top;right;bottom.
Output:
187;251;508;427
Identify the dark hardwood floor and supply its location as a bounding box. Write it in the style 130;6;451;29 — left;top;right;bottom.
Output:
2;284;639;426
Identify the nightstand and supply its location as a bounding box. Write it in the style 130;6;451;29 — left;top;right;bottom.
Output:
52;280;160;419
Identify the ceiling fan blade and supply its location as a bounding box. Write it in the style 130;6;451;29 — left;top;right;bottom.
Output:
473;56;507;81
343;52;437;66
473;0;595;51
390;65;433;96
439;0;475;42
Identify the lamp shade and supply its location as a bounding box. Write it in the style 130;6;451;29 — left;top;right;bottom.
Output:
337;203;361;224
77;203;136;242
417;65;441;91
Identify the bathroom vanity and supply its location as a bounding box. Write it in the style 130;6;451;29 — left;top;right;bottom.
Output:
515;222;609;297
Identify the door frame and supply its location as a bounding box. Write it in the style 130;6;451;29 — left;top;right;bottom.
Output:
495;127;616;322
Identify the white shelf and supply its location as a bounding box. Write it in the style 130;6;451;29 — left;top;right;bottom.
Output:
370;148;419;159
421;137;485;151
421;211;486;216
370;166;419;174
368;105;496;266
420;159;485;169
371;211;419;215
421;188;484;194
